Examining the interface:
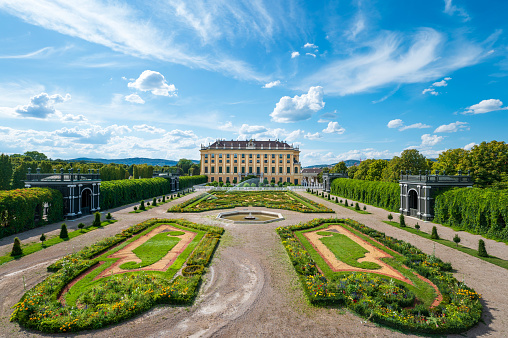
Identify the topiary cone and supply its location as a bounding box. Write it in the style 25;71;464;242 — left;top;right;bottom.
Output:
11;237;22;256
60;223;69;239
478;239;488;257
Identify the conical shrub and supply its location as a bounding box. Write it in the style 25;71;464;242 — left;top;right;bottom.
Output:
11;237;22;256
60;223;69;239
431;226;439;239
478;239;488;257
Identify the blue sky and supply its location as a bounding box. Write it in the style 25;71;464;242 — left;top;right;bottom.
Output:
0;0;507;166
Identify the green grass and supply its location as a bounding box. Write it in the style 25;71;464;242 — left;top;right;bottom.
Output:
65;221;205;307
317;231;381;269
295;223;437;307
383;221;508;270
287;191;330;212
120;233;181;269
0;220;118;266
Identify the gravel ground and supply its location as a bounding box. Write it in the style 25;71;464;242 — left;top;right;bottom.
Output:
0;190;506;337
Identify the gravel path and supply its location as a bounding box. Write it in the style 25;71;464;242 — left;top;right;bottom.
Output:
0;190;506;337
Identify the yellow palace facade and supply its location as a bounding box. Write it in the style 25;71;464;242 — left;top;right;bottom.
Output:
199;139;303;184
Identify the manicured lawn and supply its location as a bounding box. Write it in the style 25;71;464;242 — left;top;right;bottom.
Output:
317;231;381;270
120;232;181;269
383;221;508;270
0;220;117;266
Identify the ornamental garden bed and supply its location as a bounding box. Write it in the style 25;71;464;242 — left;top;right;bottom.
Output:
277;218;482;334
10;218;223;333
168;191;334;213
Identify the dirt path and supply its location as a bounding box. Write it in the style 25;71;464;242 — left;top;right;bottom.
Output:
0;190;506;337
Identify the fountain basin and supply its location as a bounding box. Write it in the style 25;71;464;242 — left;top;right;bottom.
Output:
217;210;284;224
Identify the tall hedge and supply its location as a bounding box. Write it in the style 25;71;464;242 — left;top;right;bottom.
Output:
100;175;207;210
0;188;63;239
179;175;207;189
330;178;399;212
434;188;508;241
100;177;172;210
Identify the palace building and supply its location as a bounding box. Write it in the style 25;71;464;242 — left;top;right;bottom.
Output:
200;139;302;184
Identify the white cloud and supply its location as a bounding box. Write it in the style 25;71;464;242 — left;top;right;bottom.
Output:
443;0;470;21
387;119;403;129
434;121;469;133
270;86;325;123
463;142;477;150
0;1;269;82
128;70;177;97
421;134;443;147
263;80;281;88
301;148;397;166
422;77;451;95
301;28;485;96
237;124;303;142
399;123;431;131
217;121;234;131
462;99;508;115
303;43;318;49
304;132;322;140
291;51;300;58
388;119;430;131
322;121;345;134
306;53;316;58
124;93;145;104
317;119;329;123
422;88;439;95
60;113;88;123
14;92;71;118
133;124;165;134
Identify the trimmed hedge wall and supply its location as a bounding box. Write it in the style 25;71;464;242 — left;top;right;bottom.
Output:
434;188;508;241
330;178;399;212
100;175;206;210
179;175;207;189
0;188;63;239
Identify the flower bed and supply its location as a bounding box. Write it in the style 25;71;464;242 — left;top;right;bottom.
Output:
277;218;482;334
11;219;223;333
169;191;333;213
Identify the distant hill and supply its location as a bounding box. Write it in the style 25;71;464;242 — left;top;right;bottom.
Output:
69;157;199;166
305;159;360;169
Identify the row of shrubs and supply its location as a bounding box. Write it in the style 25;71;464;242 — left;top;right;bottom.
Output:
330;178;399;212
434;187;508;241
0;188;64;239
11;218;223;333
277;218;482;334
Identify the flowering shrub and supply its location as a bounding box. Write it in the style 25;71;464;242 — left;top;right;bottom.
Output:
277;218;482;334
11;219;222;333
169;191;333;213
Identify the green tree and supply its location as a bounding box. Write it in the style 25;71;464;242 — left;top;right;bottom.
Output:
432;148;468;175
399;149;430;174
462;141;508;187
11;160;37;189
40;233;46;246
347;165;359;179
78;222;85;232
23;151;48;161
189;164;200;176
11;237;22;256
399;214;406;227
316;167;329;183
93;212;101;227
431;226;439;239
0;154;13;190
353;159;376;180
177;159;194;175
330;161;348;173
453;234;461;247
59;223;69;239
478;239;488;257
366;159;389;181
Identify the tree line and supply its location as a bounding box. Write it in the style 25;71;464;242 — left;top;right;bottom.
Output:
326;141;508;188
0;151;201;190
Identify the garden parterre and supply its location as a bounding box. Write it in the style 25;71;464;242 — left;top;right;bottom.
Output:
10;218;223;333
277;218;482;334
169;191;334;213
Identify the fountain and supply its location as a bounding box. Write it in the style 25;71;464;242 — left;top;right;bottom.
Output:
217;210;284;224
